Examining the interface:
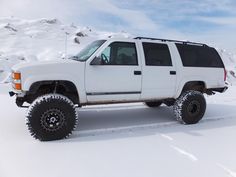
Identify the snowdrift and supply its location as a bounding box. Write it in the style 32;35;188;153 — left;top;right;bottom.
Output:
217;49;236;85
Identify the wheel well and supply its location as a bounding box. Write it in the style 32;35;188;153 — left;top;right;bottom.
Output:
26;81;79;104
182;81;206;93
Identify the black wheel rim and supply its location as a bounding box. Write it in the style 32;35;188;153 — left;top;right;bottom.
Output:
187;100;201;116
40;108;65;132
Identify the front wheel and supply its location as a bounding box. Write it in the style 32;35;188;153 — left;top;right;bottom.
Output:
26;94;78;141
173;90;206;124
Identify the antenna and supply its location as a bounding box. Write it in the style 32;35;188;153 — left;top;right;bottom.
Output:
64;32;69;59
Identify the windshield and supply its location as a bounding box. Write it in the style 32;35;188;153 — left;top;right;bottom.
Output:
74;40;106;61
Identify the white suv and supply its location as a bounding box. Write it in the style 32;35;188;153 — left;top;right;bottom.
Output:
10;37;228;141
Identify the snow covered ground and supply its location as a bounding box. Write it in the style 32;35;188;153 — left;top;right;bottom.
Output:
0;17;236;177
0;83;236;177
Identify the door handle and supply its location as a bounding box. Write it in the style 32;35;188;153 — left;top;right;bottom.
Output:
134;71;142;75
170;71;176;75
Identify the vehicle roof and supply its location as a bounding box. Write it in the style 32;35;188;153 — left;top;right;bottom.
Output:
105;36;208;47
134;37;208;46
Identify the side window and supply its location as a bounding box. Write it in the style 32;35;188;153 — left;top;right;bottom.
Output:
176;45;198;66
142;42;172;66
176;44;224;68
199;47;224;67
100;42;138;65
102;46;111;62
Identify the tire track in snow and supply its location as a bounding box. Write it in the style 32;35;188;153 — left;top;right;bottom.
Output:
217;164;236;177
75;114;236;138
74;105;236;137
203;114;236;122
160;134;174;141
170;145;198;162
75;121;178;137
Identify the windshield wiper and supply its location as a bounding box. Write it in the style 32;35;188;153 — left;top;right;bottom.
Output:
68;55;79;61
68;56;87;62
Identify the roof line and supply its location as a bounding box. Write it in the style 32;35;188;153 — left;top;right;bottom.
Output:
134;37;208;46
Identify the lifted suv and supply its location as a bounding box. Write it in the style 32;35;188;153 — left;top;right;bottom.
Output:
10;37;228;141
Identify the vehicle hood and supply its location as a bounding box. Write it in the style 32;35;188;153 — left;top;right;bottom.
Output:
12;59;79;72
11;59;85;91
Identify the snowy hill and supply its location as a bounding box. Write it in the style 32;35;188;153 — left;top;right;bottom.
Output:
0;17;235;84
217;49;236;85
0;17;130;83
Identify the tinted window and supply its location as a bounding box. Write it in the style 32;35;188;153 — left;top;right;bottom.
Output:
176;44;224;68
100;42;138;65
143;43;172;66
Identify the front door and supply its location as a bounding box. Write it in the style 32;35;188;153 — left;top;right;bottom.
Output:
85;41;142;103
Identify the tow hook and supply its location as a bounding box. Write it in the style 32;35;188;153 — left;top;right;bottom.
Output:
9;91;15;97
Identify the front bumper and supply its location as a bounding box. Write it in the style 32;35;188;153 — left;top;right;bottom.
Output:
210;86;228;93
9;89;27;107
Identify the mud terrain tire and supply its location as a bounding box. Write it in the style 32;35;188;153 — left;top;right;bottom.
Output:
26;94;78;141
173;91;206;124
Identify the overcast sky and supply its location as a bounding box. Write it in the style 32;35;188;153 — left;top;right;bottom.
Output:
0;0;236;53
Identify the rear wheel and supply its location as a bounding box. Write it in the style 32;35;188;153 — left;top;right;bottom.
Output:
145;101;162;108
173;90;206;124
26;94;78;141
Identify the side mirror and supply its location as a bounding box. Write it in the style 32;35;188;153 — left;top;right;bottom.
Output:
90;56;102;65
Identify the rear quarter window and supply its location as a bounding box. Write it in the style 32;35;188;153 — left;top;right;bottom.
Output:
176;44;224;68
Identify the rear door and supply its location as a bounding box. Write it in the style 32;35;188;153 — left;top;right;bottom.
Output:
140;41;177;99
85;40;142;103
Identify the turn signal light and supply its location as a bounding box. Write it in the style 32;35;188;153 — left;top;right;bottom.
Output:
15;83;22;90
13;72;21;80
